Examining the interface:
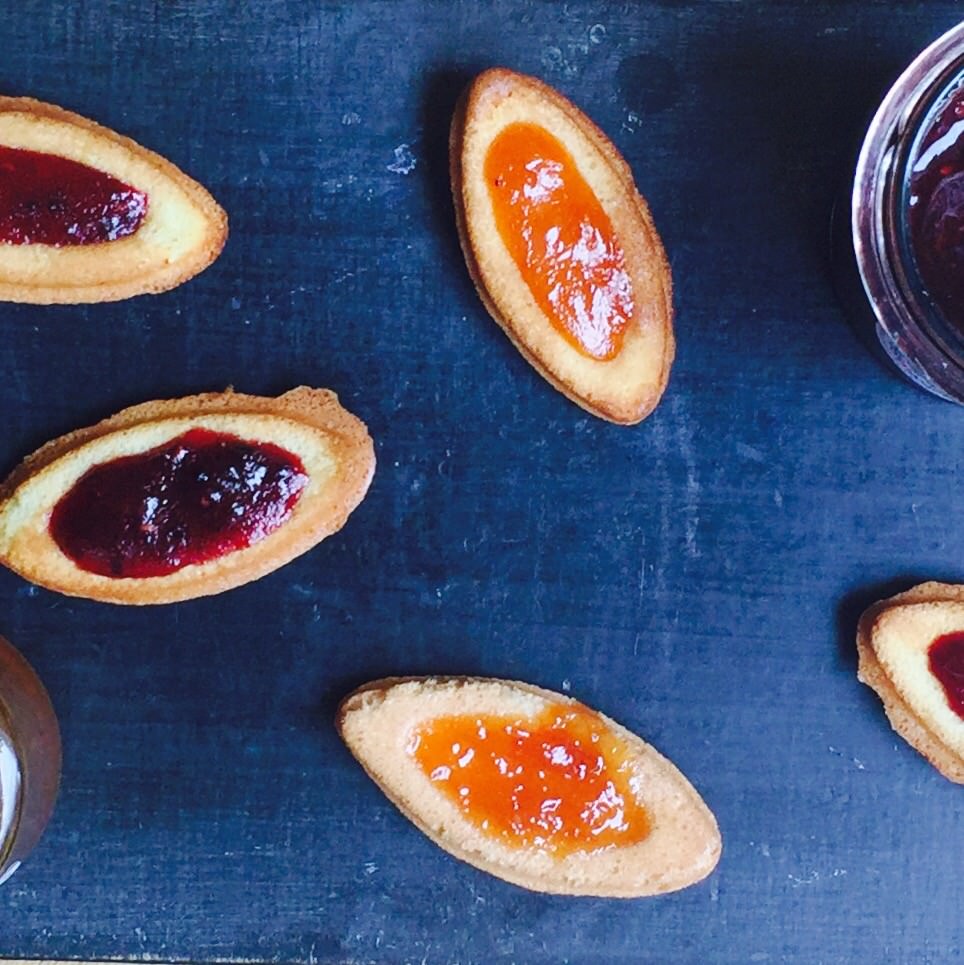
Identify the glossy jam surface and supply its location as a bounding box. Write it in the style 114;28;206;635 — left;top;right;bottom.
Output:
409;701;650;855
49;429;308;578
929;632;964;720
0;146;147;246
908;84;964;327
484;122;634;360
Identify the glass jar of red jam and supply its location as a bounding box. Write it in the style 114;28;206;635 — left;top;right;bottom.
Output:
0;636;60;884
849;20;964;403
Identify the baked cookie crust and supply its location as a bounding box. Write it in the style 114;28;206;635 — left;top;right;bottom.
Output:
857;583;964;783
0;96;227;303
451;69;674;425
0;387;374;604
338;676;721;897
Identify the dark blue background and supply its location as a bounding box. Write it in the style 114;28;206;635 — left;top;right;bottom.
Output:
0;2;961;962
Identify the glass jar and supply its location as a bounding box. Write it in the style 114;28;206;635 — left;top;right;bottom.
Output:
848;20;964;403
0;635;60;884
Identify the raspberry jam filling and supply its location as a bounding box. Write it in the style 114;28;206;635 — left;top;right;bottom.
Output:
408;702;650;855
49;428;308;578
0;145;147;245
908;84;964;328
929;632;964;720
485;122;634;361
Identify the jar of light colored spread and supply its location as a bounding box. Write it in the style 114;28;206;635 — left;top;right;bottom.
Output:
0;636;60;884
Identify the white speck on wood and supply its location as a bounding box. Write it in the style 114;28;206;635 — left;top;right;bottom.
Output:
736;442;765;463
671;394;701;558
387;143;417;175
320;173;358;193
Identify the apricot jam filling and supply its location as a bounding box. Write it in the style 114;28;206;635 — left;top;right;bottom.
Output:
484;122;634;361
408;702;651;855
49;428;308;578
0;145;147;245
929;632;964;720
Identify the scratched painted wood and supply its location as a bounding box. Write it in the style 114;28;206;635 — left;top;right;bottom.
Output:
0;2;961;962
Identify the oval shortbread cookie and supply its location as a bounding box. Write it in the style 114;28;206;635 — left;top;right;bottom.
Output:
338;676;721;897
0;96;227;303
451;68;674;425
858;582;964;783
871;601;964;762
0;387;374;604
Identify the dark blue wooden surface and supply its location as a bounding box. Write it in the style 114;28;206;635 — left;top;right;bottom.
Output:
0;2;961;962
